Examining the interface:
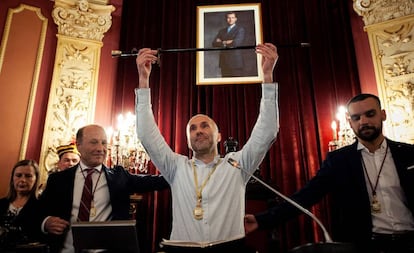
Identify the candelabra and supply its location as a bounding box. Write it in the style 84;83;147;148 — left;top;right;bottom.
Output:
106;112;150;174
328;106;356;151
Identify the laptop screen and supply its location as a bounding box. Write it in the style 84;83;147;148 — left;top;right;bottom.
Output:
71;220;140;253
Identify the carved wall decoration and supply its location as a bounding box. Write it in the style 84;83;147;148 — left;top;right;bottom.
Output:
354;0;414;144
38;0;114;183
52;0;113;41
353;0;414;26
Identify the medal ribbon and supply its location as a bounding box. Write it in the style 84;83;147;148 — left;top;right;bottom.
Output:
192;158;222;205
360;142;388;213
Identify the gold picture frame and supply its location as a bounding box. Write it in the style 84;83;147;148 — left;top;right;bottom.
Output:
196;3;263;85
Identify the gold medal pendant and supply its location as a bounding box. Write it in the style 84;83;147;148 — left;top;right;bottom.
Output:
361;145;388;215
193;201;203;220
90;201;97;217
371;195;381;213
191;159;221;221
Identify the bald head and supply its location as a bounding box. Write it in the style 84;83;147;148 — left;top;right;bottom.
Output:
186;114;221;157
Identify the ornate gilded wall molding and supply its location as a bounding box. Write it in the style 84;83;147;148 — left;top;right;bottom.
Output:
0;4;48;160
365;16;414;143
0;4;48;196
39;0;114;184
353;0;414;26
52;0;114;41
353;0;414;144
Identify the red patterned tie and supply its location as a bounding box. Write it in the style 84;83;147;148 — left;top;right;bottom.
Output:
78;168;95;221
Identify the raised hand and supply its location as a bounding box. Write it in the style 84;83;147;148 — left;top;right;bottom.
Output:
256;43;278;83
136;48;158;88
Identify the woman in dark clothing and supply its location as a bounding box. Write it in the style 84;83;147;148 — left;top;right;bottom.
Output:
0;159;44;249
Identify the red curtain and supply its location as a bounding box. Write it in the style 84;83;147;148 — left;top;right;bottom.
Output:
114;0;361;252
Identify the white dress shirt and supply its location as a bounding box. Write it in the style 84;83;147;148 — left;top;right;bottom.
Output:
135;83;279;242
359;140;414;233
61;162;112;253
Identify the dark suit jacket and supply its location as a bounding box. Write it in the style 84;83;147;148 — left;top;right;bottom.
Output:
39;165;169;252
255;139;414;249
0;195;45;244
212;25;245;71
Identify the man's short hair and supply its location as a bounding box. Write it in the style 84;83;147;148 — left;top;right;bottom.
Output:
346;93;381;111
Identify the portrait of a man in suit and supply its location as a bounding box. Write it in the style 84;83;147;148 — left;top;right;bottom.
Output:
202;9;259;80
211;11;246;77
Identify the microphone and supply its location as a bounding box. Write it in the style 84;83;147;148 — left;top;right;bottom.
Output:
227;158;333;243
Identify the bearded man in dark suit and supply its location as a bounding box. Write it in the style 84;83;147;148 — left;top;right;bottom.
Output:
245;93;414;253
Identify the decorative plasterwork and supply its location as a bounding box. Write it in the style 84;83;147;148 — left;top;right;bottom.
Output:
365;15;414;143
353;0;414;26
39;36;102;180
353;1;414;143
52;0;115;41
38;0;114;184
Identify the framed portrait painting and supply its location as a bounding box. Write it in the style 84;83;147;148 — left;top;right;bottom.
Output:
196;3;263;85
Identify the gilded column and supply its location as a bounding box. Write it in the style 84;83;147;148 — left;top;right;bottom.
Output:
353;0;414;143
39;0;114;184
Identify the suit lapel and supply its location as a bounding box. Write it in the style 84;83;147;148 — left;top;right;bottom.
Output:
348;142;364;177
102;165;115;200
388;139;405;173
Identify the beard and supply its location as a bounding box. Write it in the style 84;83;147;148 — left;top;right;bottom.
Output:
191;136;213;154
355;125;382;142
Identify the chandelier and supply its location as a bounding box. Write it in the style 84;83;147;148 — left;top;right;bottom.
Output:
328;106;356;151
106;112;150;173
